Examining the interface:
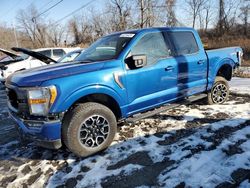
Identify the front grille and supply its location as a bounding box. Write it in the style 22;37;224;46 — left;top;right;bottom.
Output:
6;86;29;115
7;89;18;109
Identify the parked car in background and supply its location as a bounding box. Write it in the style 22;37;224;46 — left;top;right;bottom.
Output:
0;48;27;63
57;48;85;63
5;27;243;157
0;55;13;62
34;47;80;61
0;47;79;83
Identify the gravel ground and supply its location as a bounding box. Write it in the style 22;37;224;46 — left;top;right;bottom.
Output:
0;81;249;188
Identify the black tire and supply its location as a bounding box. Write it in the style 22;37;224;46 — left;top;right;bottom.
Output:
62;102;117;157
207;76;229;105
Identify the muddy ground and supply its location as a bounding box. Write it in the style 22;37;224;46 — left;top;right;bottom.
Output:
0;83;249;188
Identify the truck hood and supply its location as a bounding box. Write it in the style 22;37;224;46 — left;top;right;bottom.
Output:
12;47;57;64
0;48;24;68
0;48;20;59
6;60;105;87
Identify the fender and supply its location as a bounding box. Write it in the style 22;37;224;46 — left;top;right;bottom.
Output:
207;57;234;90
51;84;126;113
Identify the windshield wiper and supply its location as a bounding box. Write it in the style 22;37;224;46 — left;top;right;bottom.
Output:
79;59;95;63
74;60;94;64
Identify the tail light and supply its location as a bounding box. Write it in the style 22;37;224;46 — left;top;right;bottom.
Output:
237;51;243;66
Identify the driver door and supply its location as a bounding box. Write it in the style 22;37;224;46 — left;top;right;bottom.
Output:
124;31;178;115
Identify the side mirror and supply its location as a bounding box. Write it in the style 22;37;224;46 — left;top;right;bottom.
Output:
132;55;147;68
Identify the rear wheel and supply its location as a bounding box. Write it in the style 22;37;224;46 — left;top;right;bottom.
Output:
62;102;117;157
207;76;229;105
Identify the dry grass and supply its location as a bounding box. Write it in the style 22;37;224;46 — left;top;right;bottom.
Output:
242;60;250;67
233;69;250;78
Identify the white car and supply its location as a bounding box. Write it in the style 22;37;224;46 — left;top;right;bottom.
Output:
0;47;79;83
57;48;84;63
32;47;80;61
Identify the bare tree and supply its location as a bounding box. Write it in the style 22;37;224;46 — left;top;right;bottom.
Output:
145;0;155;27
109;0;131;31
137;0;160;28
218;0;225;33
204;1;213;32
185;0;206;28
240;0;250;35
138;0;146;28
197;0;213;32
47;23;65;46
16;4;48;48
226;0;242;29
217;0;242;35
68;19;82;45
166;0;177;26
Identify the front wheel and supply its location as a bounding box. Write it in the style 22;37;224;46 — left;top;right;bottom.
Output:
62;102;117;157
207;76;229;105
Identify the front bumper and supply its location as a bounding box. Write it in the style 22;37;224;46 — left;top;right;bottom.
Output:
9;111;62;149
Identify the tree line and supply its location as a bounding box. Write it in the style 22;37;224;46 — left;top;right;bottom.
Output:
0;0;250;49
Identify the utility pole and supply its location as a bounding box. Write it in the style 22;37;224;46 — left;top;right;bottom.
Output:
12;22;18;47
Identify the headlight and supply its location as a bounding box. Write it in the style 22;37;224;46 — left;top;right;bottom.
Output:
27;85;57;116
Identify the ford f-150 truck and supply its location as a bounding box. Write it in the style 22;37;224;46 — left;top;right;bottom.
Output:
5;27;243;157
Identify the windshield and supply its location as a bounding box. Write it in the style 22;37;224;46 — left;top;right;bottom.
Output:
76;33;135;62
19;53;29;60
58;51;82;63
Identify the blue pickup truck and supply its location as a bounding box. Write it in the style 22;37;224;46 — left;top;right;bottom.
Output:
5;27;243;157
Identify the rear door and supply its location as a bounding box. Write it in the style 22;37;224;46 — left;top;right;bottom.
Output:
124;31;178;115
166;31;208;96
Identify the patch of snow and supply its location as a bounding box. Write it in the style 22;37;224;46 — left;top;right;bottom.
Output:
230;77;250;95
239;180;250;188
1;83;250;187
158;126;250;188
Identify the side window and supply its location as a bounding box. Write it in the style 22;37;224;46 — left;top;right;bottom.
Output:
38;50;52;57
130;32;171;66
168;32;199;55
53;49;65;57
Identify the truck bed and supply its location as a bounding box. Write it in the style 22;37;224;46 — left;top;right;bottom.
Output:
206;46;241;65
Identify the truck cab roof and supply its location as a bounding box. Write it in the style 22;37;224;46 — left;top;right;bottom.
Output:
108;27;196;36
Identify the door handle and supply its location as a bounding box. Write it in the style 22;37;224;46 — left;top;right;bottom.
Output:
165;66;174;71
197;60;205;65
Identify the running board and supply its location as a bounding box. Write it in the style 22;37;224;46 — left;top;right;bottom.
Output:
126;94;207;123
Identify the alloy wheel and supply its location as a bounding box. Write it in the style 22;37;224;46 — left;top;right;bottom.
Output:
212;83;228;104
78;115;110;148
